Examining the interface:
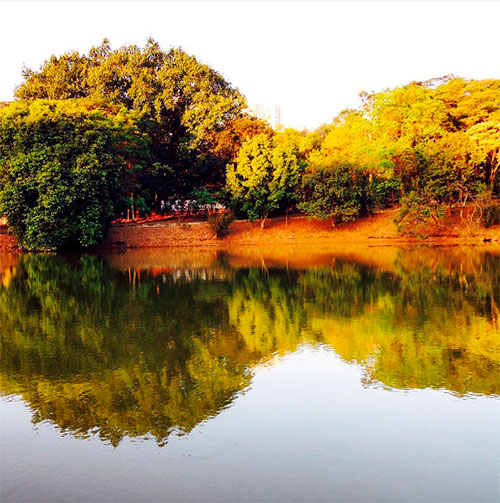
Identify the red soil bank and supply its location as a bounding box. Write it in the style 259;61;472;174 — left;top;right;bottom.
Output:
1;209;499;251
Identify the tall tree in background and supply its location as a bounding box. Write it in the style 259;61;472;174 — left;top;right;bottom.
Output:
16;38;247;203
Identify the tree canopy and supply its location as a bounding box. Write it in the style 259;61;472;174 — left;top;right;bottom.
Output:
0;99;147;249
15;38;250;199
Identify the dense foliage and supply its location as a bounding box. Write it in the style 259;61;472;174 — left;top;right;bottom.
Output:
0;100;146;249
223;77;498;230
298;164;366;226
1;40;499;247
226;132;304;226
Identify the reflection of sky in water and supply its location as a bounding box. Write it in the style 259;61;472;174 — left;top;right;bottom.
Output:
1;247;499;502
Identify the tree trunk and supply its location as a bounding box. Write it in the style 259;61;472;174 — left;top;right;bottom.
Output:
490;155;498;192
261;209;268;229
330;215;336;228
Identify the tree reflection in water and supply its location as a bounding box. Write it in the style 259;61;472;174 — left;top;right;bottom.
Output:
1;247;498;446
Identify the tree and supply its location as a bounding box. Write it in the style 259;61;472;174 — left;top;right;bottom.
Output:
468;121;500;192
226;133;303;227
369;83;450;195
422;131;477;209
226;134;274;227
393;190;445;237
434;77;500;129
15;38;247;203
270;130;305;217
200;115;273;186
0;99;146;250
320;109;377;171
298;163;365;227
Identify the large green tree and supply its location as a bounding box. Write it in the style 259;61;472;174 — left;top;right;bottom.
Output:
0;99;147;250
16;38;247;202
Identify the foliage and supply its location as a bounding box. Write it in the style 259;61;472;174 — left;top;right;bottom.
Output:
226;134;274;223
226;133;303;226
468;121;500;191
308;77;500;234
4;46;500;243
15;38;247;202
0;100;146;250
208;210;234;238
298;163;365;226
394;191;445;237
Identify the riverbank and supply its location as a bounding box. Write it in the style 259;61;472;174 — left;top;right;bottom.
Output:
100;208;500;248
1;208;500;251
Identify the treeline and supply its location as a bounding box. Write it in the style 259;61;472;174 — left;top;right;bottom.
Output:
0;39;499;249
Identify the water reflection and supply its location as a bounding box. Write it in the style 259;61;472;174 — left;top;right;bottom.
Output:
1;246;499;446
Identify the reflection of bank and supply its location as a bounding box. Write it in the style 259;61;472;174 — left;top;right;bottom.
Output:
0;253;18;288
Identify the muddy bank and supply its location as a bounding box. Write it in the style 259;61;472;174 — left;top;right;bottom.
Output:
0;227;18;251
2;209;499;251
104;210;500;248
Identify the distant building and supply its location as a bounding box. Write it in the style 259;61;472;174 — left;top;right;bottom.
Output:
248;104;283;130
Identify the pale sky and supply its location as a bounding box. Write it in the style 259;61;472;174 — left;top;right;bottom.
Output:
1;0;499;130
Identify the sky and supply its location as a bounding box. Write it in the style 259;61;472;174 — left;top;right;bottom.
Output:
1;0;499;130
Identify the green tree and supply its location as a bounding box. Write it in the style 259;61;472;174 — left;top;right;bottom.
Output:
226;133;303;227
226;134;274;227
15;38;247;203
270;130;304;216
0;99;146;250
298;163;365;227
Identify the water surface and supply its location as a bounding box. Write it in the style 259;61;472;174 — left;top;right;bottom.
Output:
1;246;499;502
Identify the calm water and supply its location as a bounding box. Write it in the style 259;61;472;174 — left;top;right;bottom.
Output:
1;246;499;502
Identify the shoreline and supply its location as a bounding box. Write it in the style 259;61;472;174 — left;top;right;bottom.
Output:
1;210;499;252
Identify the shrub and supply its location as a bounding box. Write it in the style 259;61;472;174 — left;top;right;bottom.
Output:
394;191;445;237
481;202;500;228
208;211;234;238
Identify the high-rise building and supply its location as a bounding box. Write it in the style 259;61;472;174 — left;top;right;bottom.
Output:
249;104;283;129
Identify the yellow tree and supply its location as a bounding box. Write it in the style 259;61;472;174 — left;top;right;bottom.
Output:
468;121;500;191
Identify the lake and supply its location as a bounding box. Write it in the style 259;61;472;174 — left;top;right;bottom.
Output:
1;245;499;502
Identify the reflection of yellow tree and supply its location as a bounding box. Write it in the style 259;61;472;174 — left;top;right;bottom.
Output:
226;254;499;395
1;249;499;446
227;271;307;358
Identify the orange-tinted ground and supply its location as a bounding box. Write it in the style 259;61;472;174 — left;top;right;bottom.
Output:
1;208;499;251
0;228;18;251
105;208;500;249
